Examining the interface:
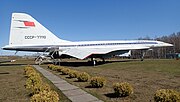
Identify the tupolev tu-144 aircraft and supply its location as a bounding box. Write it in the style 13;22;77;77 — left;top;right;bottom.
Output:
2;13;173;65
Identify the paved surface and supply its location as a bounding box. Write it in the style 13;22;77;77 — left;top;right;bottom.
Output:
33;65;103;102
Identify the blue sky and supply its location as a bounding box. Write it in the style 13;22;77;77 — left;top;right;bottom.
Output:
0;0;180;55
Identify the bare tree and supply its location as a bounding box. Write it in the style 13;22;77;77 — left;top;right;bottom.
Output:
132;32;180;59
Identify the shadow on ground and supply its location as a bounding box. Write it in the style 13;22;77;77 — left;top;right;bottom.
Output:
0;59;139;67
0;63;28;66
104;93;120;98
54;59;139;67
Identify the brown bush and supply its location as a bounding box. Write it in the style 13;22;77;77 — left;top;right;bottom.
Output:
68;70;79;78
30;90;59;102
154;89;180;102
61;68;70;75
90;76;106;88
77;72;90;82
113;82;133;97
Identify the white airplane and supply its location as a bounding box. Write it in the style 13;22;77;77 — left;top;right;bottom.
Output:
2;13;173;65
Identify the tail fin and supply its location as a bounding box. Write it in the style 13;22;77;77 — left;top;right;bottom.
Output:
9;13;69;45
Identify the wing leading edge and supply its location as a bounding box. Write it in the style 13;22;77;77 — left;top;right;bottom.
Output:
60;46;150;59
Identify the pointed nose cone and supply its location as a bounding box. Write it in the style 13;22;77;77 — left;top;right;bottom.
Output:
163;43;173;47
157;41;173;47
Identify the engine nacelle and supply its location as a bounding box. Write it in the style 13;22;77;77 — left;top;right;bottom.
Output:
49;51;74;59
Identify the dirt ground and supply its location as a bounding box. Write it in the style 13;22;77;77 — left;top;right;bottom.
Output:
75;59;180;102
44;59;180;102
0;58;70;102
0;65;29;102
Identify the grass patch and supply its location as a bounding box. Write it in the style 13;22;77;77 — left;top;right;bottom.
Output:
0;58;70;102
42;59;180;102
0;65;30;102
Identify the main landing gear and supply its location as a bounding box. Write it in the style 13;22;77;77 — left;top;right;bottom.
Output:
140;49;151;61
35;48;60;65
140;51;145;61
90;58;106;66
91;58;97;66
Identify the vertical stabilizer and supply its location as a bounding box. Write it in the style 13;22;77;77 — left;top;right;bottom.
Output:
9;13;69;45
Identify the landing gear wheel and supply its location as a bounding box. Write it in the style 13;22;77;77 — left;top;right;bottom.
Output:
93;60;97;66
91;58;97;66
140;50;146;61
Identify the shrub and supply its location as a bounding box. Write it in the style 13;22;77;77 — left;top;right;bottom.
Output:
26;73;42;90
90;76;106;88
113;82;133;97
61;68;70;75
56;68;62;72
48;64;59;71
77;72;90;82
154;89;180;102
50;65;59;71
68;70;79;78
56;66;63;72
25;70;35;77
24;66;60;101
24;66;33;72
27;71;39;78
48;64;54;69
53;66;60;71
24;66;36;77
30;90;59;102
32;83;51;95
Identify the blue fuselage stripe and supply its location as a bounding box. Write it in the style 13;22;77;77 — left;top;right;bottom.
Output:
59;42;158;47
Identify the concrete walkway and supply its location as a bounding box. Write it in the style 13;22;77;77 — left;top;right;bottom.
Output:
33;65;103;102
